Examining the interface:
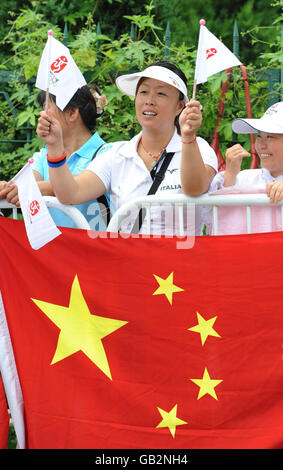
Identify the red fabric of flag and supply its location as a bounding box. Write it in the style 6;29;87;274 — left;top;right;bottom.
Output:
0;217;283;449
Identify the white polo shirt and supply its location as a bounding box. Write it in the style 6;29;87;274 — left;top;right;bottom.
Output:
211;167;283;190
87;130;218;235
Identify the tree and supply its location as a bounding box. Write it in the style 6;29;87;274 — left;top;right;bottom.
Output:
153;0;281;66
0;1;281;180
1;0;280;63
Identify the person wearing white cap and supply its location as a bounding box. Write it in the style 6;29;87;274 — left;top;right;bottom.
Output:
209;101;283;234
216;102;283;201
35;60;218;235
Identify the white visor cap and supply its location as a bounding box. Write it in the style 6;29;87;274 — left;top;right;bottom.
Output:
232;102;283;134
115;65;189;103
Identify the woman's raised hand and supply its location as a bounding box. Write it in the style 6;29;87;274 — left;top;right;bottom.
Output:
179;99;202;140
36;110;64;157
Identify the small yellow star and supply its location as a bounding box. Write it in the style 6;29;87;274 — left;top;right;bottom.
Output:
188;312;221;345
190;367;223;400
156;404;187;438
153;272;184;305
31;275;128;380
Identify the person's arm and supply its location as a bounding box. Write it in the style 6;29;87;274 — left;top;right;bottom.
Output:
33;170;57;197
0;169;67;206
223;144;250;187
36;110;106;204
179;100;216;196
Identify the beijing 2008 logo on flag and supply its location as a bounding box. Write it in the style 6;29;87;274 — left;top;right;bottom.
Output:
29;200;40;217
51;56;68;73
206;48;217;59
26;200;40;225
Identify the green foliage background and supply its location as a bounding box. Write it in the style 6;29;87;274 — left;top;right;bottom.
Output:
1;0;281;449
0;0;282;181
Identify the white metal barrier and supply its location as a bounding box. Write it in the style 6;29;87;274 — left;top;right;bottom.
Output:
0;196;91;230
106;193;283;235
1;193;283;235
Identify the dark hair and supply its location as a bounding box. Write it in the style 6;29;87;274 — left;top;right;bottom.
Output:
36;84;103;132
137;60;187;134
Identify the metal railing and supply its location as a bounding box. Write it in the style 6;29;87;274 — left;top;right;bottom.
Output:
106;193;283;235
1;194;283;236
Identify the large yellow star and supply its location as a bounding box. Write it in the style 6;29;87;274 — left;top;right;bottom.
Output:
156;404;187;438
190;367;223;400
188;312;221;345
153;272;184;305
31;275;128;380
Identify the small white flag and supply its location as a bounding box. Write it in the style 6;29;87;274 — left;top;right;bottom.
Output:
195;20;242;85
35;34;86;111
12;162;61;250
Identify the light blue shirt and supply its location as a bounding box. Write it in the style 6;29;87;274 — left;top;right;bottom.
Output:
32;132;110;229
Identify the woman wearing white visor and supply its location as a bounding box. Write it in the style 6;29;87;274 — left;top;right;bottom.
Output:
36;61;218;235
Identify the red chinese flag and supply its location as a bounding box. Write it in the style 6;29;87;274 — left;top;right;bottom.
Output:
0;217;283;449
0;375;9;449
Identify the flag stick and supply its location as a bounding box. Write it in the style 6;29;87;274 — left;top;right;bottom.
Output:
192;19;206;100
192;80;197;100
45;29;54;111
